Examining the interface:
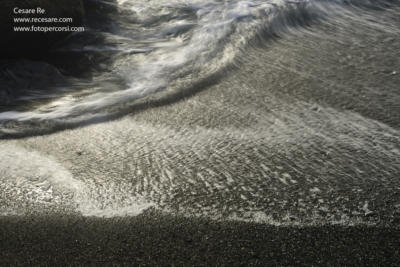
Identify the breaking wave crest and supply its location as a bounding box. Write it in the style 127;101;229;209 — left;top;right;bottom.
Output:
1;0;398;136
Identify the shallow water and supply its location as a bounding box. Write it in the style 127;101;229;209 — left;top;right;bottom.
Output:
0;0;397;130
0;0;399;225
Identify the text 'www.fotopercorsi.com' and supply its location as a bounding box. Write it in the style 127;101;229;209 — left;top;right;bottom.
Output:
13;7;85;33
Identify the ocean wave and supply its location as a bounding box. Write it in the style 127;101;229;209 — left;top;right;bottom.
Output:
0;0;399;136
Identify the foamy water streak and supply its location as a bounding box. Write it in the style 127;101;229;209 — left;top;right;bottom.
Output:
0;142;155;217
0;0;399;224
1;98;399;224
0;0;339;124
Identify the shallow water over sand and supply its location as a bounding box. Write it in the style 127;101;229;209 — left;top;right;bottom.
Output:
0;0;399;226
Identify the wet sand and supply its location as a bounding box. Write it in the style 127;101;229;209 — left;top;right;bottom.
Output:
1;212;400;266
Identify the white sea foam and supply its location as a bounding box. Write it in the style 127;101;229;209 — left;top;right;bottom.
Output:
0;0;305;123
78;201;155;218
0;142;83;214
0;142;154;217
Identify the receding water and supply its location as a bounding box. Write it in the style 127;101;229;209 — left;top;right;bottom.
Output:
0;0;399;226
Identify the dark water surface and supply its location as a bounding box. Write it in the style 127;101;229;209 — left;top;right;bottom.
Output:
0;0;399;227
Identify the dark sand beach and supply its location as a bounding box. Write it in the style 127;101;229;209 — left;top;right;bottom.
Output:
1;212;400;266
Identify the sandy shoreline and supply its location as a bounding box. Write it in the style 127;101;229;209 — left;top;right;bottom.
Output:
1;212;399;266
1;2;400;265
